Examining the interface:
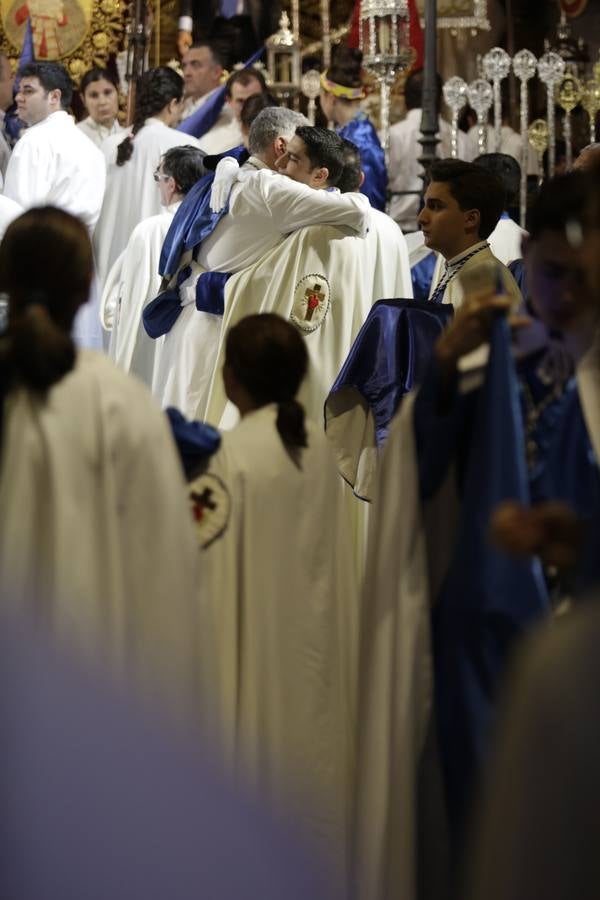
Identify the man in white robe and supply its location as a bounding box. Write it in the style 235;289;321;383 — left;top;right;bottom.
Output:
153;112;371;418
101;145;206;387
180;42;224;121
197;67;266;155
205;137;412;429
4;62;106;348
4;62;105;230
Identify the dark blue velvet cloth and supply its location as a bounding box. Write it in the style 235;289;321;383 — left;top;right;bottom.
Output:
338;113;387;212
429;316;550;847
195;271;230;315
166;408;221;479
326;299;453;446
143;264;192;339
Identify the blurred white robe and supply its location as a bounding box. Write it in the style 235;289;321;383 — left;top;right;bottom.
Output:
101;202;180;386
0;351;201;723
194;404;358;887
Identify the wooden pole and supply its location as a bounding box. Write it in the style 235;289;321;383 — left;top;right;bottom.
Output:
419;0;439;180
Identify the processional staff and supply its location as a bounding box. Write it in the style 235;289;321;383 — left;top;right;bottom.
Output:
125;0;152;125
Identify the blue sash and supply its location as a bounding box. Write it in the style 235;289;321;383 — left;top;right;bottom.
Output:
165;408;221;479
338;113;387;212
411;251;437;303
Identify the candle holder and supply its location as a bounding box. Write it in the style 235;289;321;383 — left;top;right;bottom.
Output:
512;49;537;227
467;78;493;155
359;0;413;166
528;118;549;187
301;69;321;125
537;51;565;177
266;12;301;104
443;76;468;158
482;46;511;151
581;79;600;144
557;72;582;170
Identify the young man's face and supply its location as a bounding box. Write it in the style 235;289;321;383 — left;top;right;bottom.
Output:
16;76;57;126
524;229;598;335
417;180;476;260
181;47;222;101
227;77;263;121
275;135;326;188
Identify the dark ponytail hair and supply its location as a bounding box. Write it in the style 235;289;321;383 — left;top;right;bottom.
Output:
116;66;183;166
225;314;309;456
0;207;92;398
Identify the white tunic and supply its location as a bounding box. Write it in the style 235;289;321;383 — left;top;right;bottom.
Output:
153;160;371;416
77;116;126;149
4;110;106;231
93;117;201;289
197;106;243;156
0;351;201;723
101;202;180;387
388;108;468;231
194;404;358;885
429;241;522;309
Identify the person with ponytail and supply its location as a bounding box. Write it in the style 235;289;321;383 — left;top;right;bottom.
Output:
94;66;202;289
0;205;203;729
187;312;358;888
319;45;387;212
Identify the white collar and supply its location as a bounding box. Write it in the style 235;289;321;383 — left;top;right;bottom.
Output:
445;240;489;270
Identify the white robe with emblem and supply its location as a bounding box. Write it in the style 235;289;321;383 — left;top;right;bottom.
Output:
205;213;412;430
0;351;202;725
193;404;358;888
93;117;201;289
101;203;180;387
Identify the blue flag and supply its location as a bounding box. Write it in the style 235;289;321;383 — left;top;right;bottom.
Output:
432;314;549;839
5;15;34;142
177;46;264;139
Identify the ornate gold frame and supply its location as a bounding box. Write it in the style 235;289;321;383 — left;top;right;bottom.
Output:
415;0;490;32
0;0;125;84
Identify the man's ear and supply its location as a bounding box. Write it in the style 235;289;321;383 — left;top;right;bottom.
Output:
464;207;480;234
273;135;287;159
313;165;329;187
359;170;366;188
48;87;62;107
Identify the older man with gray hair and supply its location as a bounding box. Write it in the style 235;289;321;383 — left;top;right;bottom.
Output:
153;106;371;418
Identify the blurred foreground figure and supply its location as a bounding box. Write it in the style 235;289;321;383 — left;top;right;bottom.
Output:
192;314;358;890
468;601;600;900
0;208;200;720
0;607;333;900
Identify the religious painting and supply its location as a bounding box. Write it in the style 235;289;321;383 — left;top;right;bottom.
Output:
2;0;92;59
0;0;124;84
415;0;490;31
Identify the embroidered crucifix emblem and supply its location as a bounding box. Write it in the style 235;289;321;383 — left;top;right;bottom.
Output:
304;283;325;321
190;486;217;521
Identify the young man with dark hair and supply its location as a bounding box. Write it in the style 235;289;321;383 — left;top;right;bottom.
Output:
180;42;224;120
4;61;104;233
417;158;521;308
196;65;268;155
276;125;345;188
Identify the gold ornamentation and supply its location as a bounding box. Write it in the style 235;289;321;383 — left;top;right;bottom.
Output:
0;0;125;86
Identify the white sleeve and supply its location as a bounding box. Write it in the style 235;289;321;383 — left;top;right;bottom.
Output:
259;173;372;238
3;137;50;209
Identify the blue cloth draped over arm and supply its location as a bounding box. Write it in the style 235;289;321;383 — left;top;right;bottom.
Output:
326;299;453;447
338;114;387;212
